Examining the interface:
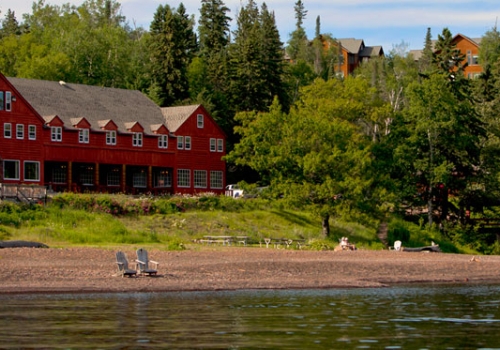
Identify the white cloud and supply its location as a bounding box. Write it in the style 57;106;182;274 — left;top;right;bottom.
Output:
1;0;497;50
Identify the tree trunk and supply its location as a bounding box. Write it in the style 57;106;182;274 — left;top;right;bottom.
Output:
322;214;330;237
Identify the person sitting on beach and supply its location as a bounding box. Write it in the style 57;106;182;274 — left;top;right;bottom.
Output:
340;237;356;251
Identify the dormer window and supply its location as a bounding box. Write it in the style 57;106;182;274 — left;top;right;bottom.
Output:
51;127;62;142
106;130;116;145
197;114;204;128
132;132;143;147
158;135;168;149
78;129;89;143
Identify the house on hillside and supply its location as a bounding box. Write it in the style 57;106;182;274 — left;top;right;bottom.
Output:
0;73;226;196
410;33;482;79
336;38;385;77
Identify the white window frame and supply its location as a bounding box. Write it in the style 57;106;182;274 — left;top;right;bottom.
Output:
3;160;20;180
197;114;204;128
132;132;143;147
177;169;190;188
4;123;11;138
210;171;223;189
5;91;11;111
185;136;192;150
210;138;216;152
217;139;224;152
194;170;207;188
51;127;62;142
106;130;117;145
28;125;36;140
177;136;184;150
158;135;168;149
24;161;40;182
78;128;89;144
16;124;24;139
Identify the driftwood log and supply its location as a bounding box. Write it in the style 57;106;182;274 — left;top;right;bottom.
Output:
0;240;49;248
403;245;441;253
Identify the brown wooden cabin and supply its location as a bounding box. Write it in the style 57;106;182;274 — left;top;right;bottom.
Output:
0;73;226;196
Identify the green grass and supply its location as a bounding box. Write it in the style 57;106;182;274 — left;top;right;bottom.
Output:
0;193;470;253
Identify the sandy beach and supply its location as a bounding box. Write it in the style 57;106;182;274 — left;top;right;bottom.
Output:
1;247;500;294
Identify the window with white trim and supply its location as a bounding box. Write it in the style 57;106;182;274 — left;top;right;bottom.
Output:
185;136;192;150
194;170;207;188
133;171;147;188
177;169;190;187
210;171;223;189
5;91;11;111
154;170;171;187
28;125;36;140
177;136;184;149
106;130;116;145
24;161;40;181
210;138;216;152
132;132;143;147
79;129;89;143
16;124;24;139
4;123;11;138
158;135;168;149
217;138;224;152
197;114;204;128
51;127;62;142
3;160;19;180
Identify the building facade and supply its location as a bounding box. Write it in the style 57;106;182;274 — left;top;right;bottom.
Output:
0;73;226;196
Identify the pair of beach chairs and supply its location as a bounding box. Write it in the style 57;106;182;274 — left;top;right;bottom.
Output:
115;248;159;277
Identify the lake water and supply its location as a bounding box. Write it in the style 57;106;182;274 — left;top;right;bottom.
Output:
1;284;500;349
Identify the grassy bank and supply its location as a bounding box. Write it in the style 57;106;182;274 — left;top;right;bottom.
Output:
0;193;469;253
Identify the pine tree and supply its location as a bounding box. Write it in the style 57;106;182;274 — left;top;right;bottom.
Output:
197;0;231;111
419;27;433;73
286;0;309;61
259;3;288;111
229;0;266;112
1;9;21;37
148;4;196;106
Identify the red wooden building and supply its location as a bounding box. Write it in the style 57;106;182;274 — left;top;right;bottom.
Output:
0;73;226;195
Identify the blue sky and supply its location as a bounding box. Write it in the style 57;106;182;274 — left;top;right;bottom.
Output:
2;0;499;51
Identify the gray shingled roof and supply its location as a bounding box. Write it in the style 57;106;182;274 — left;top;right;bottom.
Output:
161;105;200;132
338;38;364;54
7;77;166;135
360;46;384;57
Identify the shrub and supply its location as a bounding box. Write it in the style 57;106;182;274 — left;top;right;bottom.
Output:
387;219;411;244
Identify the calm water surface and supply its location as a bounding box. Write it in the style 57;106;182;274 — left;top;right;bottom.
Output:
1;284;500;349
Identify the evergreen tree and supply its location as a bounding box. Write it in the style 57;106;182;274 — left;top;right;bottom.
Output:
1;9;21;37
259;3;289;111
286;0;309;61
148;3;196;106
433;28;467;78
419;27;433;73
228;0;266;112
196;0;232;129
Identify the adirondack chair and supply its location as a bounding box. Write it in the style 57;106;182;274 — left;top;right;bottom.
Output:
115;251;137;277
136;248;159;276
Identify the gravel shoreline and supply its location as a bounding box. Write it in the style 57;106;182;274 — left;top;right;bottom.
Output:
1;247;500;294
